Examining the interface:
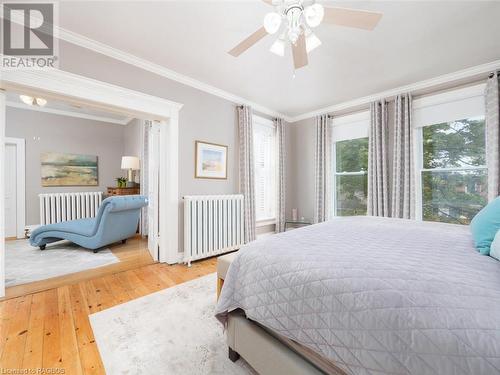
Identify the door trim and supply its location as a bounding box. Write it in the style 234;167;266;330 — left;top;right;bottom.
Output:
5;137;25;239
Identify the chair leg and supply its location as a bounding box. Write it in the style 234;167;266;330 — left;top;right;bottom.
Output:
228;347;240;362
39;245;46;250
216;278;224;300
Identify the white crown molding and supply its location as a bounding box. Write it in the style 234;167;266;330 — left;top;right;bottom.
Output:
0;68;183;121
288;59;500;123
6;100;132;125
57;26;291;121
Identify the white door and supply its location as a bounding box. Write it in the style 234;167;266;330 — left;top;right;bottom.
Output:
4;144;16;238
4;138;25;239
147;122;161;261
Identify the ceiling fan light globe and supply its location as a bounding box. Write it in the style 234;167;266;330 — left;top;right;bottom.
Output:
20;94;35;106
35;97;47;107
270;38;285;57
306;32;322;53
304;3;324;28
264;12;282;34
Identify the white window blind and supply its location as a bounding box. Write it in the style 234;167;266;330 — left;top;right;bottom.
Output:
253;116;276;222
413;84;485;128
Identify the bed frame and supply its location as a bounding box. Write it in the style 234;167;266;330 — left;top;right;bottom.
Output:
226;311;346;375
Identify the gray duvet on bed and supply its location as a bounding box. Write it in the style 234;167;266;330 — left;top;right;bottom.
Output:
215;217;500;375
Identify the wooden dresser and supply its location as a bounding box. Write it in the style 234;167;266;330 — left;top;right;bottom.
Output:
107;186;140;196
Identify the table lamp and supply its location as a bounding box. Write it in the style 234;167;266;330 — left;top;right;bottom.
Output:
121;156;140;187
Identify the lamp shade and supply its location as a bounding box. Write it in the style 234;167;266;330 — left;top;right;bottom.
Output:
121;156;140;170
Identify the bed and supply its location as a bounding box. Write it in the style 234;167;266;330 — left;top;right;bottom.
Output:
216;216;500;375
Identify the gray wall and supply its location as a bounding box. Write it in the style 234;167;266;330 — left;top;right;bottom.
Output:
286;118;316;222
6;107;126;225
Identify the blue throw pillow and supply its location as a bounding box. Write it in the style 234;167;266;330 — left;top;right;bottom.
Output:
470;197;500;255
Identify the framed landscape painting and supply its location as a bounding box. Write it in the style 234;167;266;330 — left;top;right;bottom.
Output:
41;152;98;186
195;141;228;179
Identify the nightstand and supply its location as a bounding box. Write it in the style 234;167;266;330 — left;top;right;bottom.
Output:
107;186;140;196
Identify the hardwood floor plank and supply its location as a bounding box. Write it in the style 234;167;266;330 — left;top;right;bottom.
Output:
100;274;132;306
68;284;104;374
42;289;61;369
0;297;18;361
0;294;33;368
22;292;46;369
58;286;83;375
90;277;117;312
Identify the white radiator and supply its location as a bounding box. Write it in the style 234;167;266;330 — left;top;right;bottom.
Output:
183;195;244;265
39;192;104;225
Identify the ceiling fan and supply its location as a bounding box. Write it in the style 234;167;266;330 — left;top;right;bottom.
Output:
228;0;383;70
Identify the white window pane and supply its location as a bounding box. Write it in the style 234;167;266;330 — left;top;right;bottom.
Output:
253;119;276;221
422;169;487;224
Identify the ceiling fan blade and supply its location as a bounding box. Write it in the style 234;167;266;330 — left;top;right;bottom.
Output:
323;7;383;30
292;33;308;69
228;27;268;57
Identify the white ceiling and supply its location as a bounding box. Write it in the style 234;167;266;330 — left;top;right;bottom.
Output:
58;1;500;117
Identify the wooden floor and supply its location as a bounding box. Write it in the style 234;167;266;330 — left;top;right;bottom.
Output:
0;258;217;374
4;236;154;300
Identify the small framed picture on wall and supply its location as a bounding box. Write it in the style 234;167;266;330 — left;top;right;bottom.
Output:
195;141;228;180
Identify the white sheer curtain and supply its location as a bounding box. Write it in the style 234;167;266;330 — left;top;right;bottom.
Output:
368;100;390;217
486;71;500;201
275;118;286;232
391;94;415;219
314;114;331;223
238;105;256;242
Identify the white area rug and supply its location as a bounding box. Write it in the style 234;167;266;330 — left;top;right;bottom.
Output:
90;273;255;375
5;239;118;287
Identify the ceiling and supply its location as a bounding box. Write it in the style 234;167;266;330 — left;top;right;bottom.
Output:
58;1;500;117
6;91;133;125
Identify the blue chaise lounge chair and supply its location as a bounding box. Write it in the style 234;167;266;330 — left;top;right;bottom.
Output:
30;195;148;253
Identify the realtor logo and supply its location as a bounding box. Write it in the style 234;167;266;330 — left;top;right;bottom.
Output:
1;2;59;69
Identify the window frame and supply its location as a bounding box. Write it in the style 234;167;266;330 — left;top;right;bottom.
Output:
331;111;370;217
252;114;277;225
412;84;487;221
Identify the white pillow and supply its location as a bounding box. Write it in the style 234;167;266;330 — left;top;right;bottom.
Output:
490;229;500;261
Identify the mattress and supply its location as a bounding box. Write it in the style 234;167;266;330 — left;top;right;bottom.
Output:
216;217;500;375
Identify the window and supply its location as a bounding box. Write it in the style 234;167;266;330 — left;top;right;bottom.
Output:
331;111;369;217
253;116;276;222
334;138;369;216
414;84;487;224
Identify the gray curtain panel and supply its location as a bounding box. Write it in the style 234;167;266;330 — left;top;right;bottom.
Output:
368;100;390;217
140;120;151;236
314;114;331;223
391;94;415;219
275;118;286;233
238;105;256;242
486;71;500;202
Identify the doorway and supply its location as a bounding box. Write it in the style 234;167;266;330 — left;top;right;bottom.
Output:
0;69;182;298
4;137;25;240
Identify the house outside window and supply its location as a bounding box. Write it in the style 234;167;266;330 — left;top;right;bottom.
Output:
413;84;487;224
